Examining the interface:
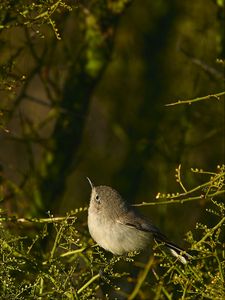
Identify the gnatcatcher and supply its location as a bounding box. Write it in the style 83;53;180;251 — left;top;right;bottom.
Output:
87;178;190;264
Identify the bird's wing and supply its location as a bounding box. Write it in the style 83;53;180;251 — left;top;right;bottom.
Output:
116;208;191;264
116;208;160;233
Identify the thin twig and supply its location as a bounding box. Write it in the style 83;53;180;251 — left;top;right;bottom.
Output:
0;209;87;224
128;256;155;300
77;273;100;295
133;190;225;206
166;91;225;106
193;216;225;248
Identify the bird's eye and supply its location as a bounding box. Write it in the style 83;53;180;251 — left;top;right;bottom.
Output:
95;194;100;203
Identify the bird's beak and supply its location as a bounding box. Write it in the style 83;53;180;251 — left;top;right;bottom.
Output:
86;177;94;189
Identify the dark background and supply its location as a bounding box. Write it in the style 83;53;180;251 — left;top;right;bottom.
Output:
0;0;224;248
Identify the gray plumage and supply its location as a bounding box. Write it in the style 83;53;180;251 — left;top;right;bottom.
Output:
88;181;190;264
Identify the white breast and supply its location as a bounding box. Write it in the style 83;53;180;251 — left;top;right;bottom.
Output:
88;209;150;255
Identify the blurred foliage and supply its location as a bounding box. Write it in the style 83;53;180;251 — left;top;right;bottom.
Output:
0;0;224;298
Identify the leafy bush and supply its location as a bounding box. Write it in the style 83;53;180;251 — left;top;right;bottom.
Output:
0;0;224;299
0;164;224;299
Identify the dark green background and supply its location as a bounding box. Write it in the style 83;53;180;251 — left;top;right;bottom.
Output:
0;0;224;246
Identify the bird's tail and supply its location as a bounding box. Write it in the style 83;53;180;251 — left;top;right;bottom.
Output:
152;229;191;264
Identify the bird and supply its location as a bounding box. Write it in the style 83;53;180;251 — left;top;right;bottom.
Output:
87;178;191;264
